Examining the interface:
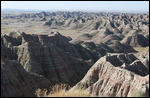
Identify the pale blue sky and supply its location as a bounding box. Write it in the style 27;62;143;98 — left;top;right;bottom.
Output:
1;1;149;12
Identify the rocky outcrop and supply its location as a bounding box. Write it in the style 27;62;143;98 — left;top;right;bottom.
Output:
138;48;149;69
1;34;21;48
1;57;37;97
1;57;53;97
1;43;16;60
1;32;92;96
121;30;149;47
76;33;92;40
72;29;137;54
92;28;114;42
108;40;137;53
71;54;149;97
70;40;115;65
16;41;89;84
100;34;122;44
2;11;149;37
1;32;90;85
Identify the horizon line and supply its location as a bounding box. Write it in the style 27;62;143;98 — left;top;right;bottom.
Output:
2;8;149;13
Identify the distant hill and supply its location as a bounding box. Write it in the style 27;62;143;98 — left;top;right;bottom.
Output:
1;8;149;13
1;8;43;12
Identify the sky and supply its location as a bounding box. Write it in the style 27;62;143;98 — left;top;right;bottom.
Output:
1;1;149;12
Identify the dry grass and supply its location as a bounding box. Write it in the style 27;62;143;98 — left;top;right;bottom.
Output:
35;84;98;97
133;46;149;52
131;89;148;97
133;46;149;57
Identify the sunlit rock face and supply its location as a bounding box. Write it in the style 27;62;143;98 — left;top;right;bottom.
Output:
71;54;149;97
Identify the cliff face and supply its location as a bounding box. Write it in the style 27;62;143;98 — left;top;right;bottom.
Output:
1;32;93;97
3;32;91;84
1;57;54;97
16;41;89;84
1;32;102;62
1;57;37;97
71;54;149;97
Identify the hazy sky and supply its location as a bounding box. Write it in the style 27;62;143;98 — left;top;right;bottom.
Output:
1;1;149;12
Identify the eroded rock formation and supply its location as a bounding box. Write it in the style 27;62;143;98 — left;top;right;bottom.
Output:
71;54;149;97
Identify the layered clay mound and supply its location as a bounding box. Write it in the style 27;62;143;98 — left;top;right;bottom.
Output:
42;12;148;34
38;32;82;59
1;34;22;48
92;28;113;41
108;40;137;53
1;32;81;59
105;53;137;66
71;54;149;97
87;29;115;44
70;40;99;65
2;31;108;63
1;32;91;85
7;31;22;38
1;57;52;97
105;53;149;76
144;33;149;41
2;11;149;36
73;28;137;54
100;34;122;44
119;24;133;35
138;48;149;69
89;30;99;36
81;42;114;59
1;57;37;97
1;43;17;60
81;42;97;49
70;40;115;65
73;29;115;44
16;41;89;84
76;33;92;40
74;29;137;54
121;30;149;47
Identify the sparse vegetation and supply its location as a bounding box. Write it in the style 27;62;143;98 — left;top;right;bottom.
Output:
35;84;98;97
131;90;148;97
133;46;149;57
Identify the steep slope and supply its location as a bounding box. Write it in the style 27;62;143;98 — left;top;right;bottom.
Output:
16;41;89;84
71;54;149;97
1;57;37;97
121;30;149;47
1;32;91;85
1;57;53;97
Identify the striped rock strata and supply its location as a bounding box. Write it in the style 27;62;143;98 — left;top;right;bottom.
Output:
71;54;149;97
